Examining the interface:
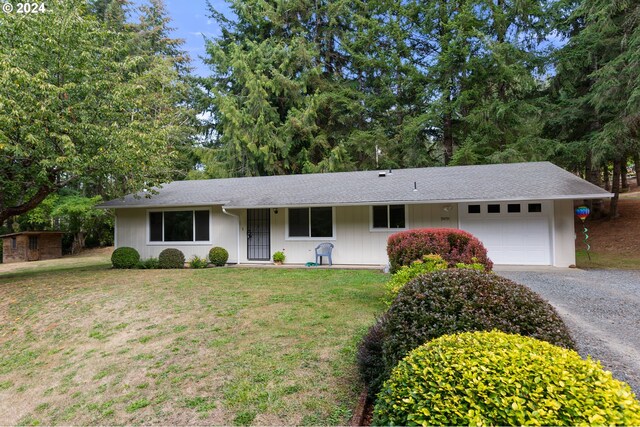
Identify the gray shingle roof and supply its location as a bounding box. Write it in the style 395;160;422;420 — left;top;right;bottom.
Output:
97;162;612;209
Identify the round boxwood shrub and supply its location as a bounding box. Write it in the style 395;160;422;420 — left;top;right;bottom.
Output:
357;269;575;397
208;246;229;266
387;228;493;273
374;331;640;426
383;254;448;306
158;248;185;269
111;247;140;269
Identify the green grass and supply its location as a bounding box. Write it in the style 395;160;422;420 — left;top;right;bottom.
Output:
0;260;386;425
576;250;640;270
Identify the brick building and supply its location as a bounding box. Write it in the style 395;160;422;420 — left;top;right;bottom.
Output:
1;231;64;263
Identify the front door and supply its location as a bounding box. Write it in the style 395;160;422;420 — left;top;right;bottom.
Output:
247;209;271;261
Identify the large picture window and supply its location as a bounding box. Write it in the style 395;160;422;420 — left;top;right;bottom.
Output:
149;210;210;243
288;207;333;238
372;205;406;229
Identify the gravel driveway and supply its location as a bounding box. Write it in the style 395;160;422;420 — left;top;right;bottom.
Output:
498;269;640;396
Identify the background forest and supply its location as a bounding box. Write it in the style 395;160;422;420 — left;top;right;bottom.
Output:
1;0;639;254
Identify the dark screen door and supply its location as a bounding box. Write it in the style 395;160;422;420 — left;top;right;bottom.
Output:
247;209;271;260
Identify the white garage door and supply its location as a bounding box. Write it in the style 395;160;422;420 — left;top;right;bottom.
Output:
458;201;552;265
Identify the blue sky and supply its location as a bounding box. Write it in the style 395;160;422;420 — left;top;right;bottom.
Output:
158;0;232;76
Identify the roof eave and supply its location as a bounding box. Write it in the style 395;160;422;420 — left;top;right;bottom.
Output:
223;193;614;209
96;201;231;210
98;193;613;210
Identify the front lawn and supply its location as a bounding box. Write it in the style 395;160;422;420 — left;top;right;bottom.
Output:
0;262;386;425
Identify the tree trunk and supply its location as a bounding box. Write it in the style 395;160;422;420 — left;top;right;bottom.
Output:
603;163;610;191
634;153;640;186
585;152;601;185
71;231;86;255
621;156;628;192
443;111;453;165
609;159;621;219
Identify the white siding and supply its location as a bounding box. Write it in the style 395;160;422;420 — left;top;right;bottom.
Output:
266;204;458;265
115;206;238;262
553;199;577;267
115;200;580;267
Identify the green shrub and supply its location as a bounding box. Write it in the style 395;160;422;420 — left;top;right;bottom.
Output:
189;255;209;269
387;228;492;273
455;260;486;271
272;251;285;263
358;269;575;397
384;254;447;306
158;248;185;269
111;247;140;269
355;315;387;398
374;331;640;426
208;247;229;267
139;257;159;269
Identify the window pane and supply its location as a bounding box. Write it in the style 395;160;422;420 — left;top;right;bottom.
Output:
29;236;38;250
372;206;388;228
507;204;521;213
289;208;309;237
195;210;210;241
149;212;163;241
528;203;542;213
468;205;481;214
164;211;193;241
389;205;405;228
311;207;333;237
488;204;501;213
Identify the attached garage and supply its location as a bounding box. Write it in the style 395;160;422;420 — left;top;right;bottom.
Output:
459;201;553;265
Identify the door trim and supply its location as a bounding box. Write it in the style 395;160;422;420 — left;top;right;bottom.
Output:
247;208;271;261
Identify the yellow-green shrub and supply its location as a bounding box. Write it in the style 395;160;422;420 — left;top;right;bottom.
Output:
374;331;640;426
383;254;447;306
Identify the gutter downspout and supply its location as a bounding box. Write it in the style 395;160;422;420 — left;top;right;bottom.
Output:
222;207;241;264
114;211;118;248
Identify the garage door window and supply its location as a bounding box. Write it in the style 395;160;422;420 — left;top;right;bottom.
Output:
468;205;481;214
508;204;521;213
528;203;542;213
488;204;501;213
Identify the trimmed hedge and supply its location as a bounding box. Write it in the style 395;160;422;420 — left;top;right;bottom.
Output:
374;331;640;426
357;269;575;397
383;254;448;306
158;248;185;269
209;246;229;266
111;247;140;269
387;228;492;273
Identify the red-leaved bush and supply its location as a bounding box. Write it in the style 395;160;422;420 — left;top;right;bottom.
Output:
387;228;492;273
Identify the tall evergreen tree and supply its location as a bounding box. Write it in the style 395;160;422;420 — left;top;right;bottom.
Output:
547;0;640;217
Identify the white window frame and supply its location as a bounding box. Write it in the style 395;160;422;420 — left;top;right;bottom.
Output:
285;207;336;241
369;204;408;232
146;207;213;245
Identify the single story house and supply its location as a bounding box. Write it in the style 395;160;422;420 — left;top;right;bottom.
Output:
98;162;612;267
1;231;64;263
